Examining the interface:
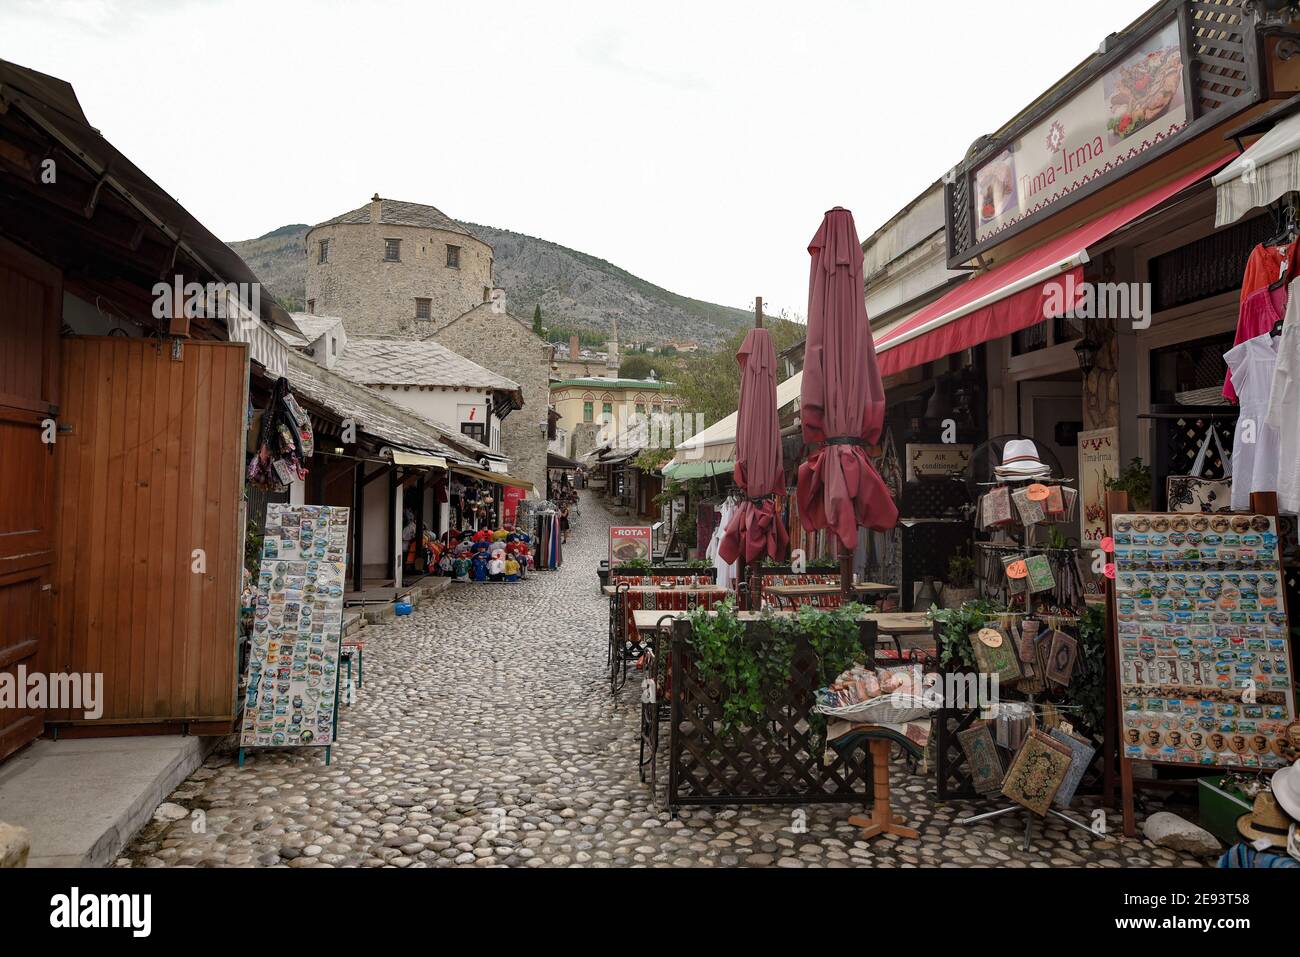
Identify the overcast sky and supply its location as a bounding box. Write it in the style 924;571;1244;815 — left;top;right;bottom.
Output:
3;0;1155;319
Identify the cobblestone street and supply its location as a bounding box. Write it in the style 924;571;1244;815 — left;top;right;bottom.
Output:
124;492;1207;868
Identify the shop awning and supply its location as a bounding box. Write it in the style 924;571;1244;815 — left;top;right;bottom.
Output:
1214;110;1300;227
662;460;735;481
873;155;1235;377
671;372;804;464
450;464;535;492
392;450;449;469
548;451;581;470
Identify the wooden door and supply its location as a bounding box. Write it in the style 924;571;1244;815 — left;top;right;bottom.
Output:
53;336;248;728
0;238;61;761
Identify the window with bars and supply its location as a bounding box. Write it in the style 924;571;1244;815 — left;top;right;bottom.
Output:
415;298;432;321
384;239;401;262
446;244;461;268
318;239;329;264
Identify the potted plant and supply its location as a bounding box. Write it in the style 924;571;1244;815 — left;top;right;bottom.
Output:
1105;458;1153;511
940;554;977;609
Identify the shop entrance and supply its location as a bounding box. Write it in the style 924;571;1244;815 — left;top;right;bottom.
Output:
1021;375;1083;539
0;238;61;762
51;336;248;732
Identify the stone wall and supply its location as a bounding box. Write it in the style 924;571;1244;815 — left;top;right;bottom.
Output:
428;303;552;496
305;221;494;337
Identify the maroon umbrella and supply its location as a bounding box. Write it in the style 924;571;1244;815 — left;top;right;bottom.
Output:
796;208;898;555
718;326;789;565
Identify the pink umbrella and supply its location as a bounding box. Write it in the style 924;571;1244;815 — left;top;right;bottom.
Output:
796;208;898;560
719;325;789;566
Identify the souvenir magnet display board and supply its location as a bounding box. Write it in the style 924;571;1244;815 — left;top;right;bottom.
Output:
1107;492;1298;834
240;504;351;755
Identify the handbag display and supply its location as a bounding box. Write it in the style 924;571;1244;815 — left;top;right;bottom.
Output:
1166;425;1233;514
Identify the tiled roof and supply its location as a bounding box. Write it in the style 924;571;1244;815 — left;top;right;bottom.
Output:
313;198;479;241
283;313;345;347
550;377;672;390
284;353;495;462
334;338;522;396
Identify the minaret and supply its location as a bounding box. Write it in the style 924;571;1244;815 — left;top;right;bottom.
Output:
605;318;619;375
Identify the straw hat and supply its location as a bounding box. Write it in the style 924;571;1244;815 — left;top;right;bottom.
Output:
1273;758;1300;822
1236;792;1295;848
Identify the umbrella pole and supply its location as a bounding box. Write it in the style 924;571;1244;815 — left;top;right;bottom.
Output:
840;553;854;604
737;555;747;610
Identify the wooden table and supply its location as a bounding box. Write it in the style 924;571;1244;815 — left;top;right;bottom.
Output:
866;612;932;660
764;581;897;606
603;585;729;597
607;586;731;694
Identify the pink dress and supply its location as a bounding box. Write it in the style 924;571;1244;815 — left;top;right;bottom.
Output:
1225;285;1287;401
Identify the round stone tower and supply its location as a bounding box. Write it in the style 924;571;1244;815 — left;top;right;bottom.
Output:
305;195;494;337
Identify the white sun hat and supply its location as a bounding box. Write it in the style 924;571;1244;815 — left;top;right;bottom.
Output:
1273;758;1300;823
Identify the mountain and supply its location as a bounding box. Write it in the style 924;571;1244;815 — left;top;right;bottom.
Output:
229;223;311;313
227;222;751;345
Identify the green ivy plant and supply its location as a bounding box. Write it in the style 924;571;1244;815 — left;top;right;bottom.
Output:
1067;603;1108;738
927;599;997;671
685;600;867;734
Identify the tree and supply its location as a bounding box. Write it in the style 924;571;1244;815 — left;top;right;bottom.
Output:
619;355;657;380
531;304;543;337
668;317;807;428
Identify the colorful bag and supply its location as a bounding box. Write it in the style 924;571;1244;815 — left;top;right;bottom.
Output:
1167;425;1233;513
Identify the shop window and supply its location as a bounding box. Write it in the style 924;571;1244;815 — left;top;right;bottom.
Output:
1011;320;1049;356
1149;332;1236;407
583;401;593;422
318;239;329;264
1149;214;1272;313
415;298;432;320
446;245;461;269
384;238;401;262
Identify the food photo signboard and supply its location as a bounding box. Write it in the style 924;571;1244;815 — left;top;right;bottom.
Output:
1111;512;1296;771
609;526;652;568
973;19;1185;244
240;504;351;753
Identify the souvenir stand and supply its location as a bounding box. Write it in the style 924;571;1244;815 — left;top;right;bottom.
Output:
934;438;1102;849
1104;489;1296;837
238;504;351;767
246;376;314;491
520;499;563;571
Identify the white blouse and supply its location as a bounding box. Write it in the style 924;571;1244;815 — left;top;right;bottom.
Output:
1265;280;1300;515
1225;334;1281;511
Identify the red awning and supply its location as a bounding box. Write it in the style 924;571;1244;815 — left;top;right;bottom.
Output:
874;155;1235;377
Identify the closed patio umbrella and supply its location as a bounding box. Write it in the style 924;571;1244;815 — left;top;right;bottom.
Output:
718;325;789;568
796;208;898;589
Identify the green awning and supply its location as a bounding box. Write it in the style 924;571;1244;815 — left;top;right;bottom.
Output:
662;460;735;481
